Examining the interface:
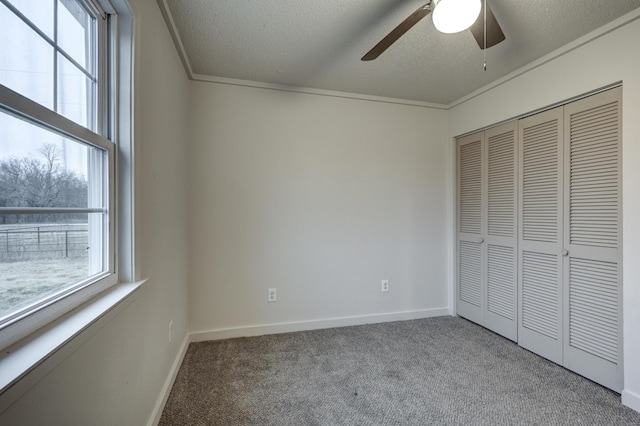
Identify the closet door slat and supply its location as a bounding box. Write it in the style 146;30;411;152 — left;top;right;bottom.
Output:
459;141;483;234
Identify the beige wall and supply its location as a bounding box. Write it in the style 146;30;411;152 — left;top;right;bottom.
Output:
0;0;191;424
188;83;450;335
449;11;640;411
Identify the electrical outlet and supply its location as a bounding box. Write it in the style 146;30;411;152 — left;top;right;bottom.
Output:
268;288;277;302
169;320;173;343
381;280;389;292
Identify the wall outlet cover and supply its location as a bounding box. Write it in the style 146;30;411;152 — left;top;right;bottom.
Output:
268;288;277;302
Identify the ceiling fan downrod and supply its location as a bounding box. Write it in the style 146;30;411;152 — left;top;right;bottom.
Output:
484;0;487;70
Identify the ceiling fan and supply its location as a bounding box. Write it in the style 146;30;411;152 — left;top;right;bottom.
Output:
362;0;505;61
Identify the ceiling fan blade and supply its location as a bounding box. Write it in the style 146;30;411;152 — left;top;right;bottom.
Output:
362;3;432;61
470;1;505;50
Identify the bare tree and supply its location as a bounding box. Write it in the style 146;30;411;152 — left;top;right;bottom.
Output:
0;144;87;224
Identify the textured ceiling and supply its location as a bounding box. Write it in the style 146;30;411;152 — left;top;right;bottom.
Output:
160;0;640;105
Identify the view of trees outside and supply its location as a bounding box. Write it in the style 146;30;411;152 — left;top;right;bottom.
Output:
0;143;88;220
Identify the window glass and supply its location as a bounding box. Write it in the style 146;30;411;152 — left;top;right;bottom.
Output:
0;0;97;130
5;0;55;39
0;110;91;209
0;109;107;322
57;52;94;128
58;0;94;72
0;213;103;319
0;3;55;109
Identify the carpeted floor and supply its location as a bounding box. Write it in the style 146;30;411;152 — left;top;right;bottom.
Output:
159;316;640;425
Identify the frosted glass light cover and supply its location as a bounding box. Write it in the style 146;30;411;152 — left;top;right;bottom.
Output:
432;0;482;34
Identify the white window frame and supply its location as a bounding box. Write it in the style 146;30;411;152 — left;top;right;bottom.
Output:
0;0;135;352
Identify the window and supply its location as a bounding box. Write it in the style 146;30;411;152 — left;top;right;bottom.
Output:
0;0;131;350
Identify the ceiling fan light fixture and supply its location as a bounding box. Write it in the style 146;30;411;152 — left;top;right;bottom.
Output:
432;0;482;34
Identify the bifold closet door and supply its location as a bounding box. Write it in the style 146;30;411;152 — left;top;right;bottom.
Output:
484;122;518;341
518;107;564;365
562;87;622;391
457;132;485;325
459;87;622;390
516;87;622;390
457;123;517;341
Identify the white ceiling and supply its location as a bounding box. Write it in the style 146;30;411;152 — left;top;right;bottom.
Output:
159;0;640;105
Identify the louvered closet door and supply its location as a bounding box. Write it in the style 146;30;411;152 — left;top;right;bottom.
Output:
457;132;485;325
484;122;518;341
518;107;564;365
562;87;622;391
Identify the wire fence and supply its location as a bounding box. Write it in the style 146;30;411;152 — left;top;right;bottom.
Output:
0;224;88;262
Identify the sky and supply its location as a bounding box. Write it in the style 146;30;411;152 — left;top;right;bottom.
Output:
0;0;96;177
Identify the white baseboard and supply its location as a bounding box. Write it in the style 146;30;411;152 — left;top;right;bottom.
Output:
190;307;450;342
622;389;640;414
147;334;190;426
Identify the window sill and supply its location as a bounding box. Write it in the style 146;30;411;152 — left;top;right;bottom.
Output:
0;279;146;412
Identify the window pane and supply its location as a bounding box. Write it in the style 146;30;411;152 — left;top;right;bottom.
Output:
57;53;95;129
0;109;107;322
58;0;94;73
5;0;54;39
0;110;92;209
0;212;104;320
0;3;54;110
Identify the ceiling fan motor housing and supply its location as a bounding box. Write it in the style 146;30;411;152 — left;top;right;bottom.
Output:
432;0;482;34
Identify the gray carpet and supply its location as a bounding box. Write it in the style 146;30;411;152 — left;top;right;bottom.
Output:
159;316;640;425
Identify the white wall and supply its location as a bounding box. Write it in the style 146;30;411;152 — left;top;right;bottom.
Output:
3;3;637;424
188;83;450;336
0;0;191;424
449;12;640;412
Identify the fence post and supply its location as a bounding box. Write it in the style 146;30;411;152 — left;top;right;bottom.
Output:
65;230;69;258
37;227;40;246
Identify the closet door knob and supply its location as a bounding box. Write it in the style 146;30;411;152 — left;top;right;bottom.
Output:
478;238;484;244
562;250;569;256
